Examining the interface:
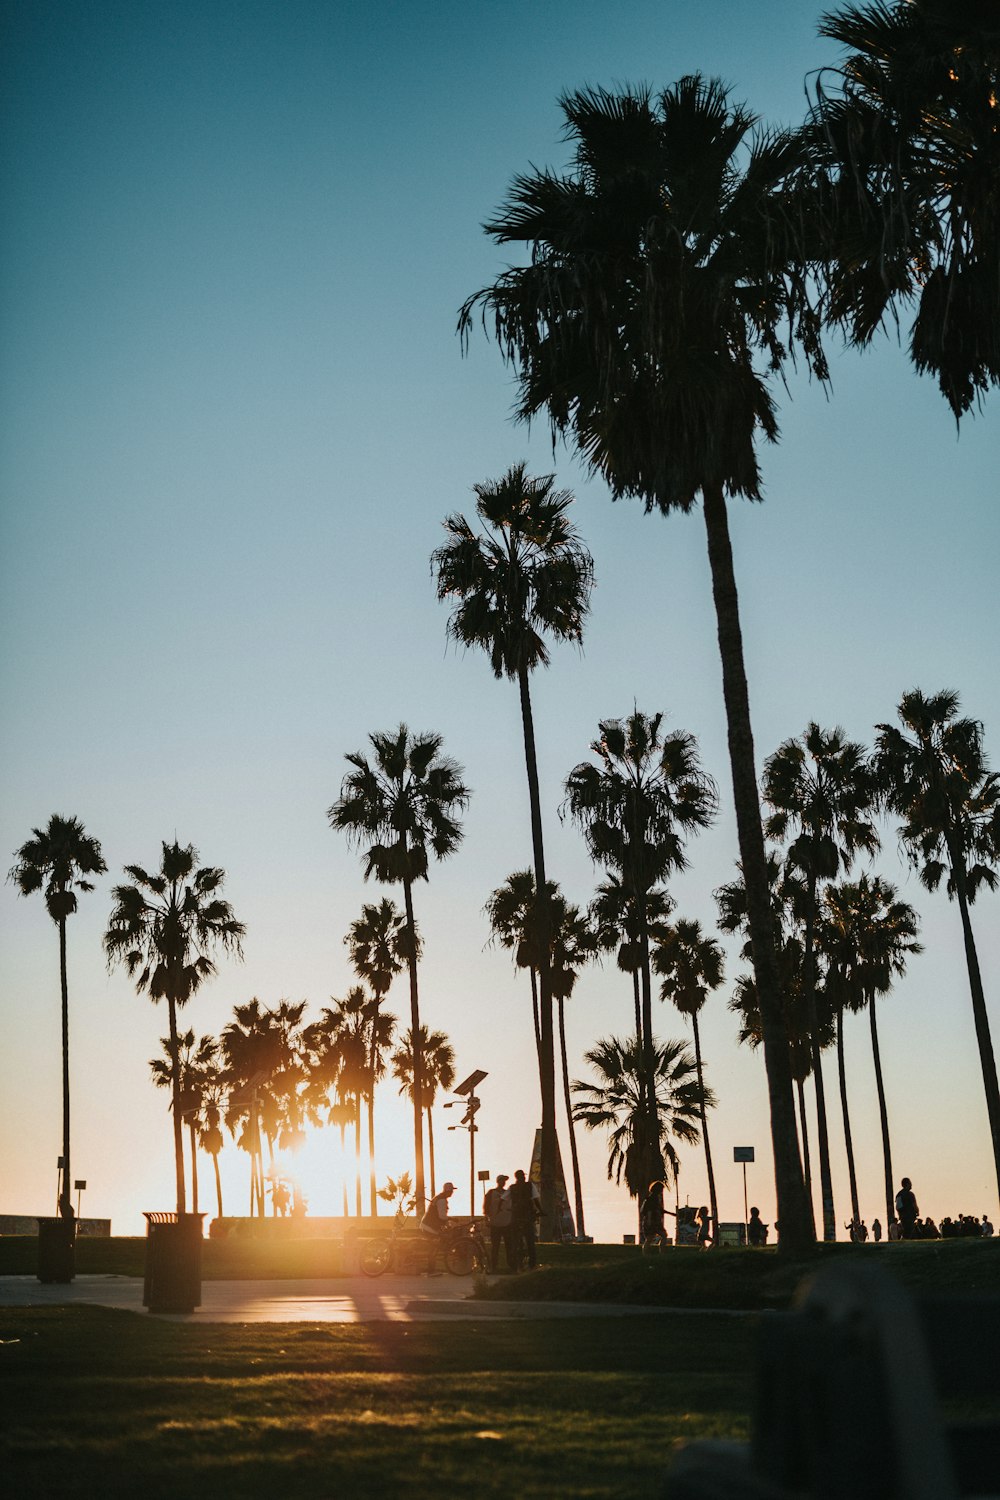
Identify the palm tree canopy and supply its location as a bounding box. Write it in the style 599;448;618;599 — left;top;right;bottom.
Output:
564;710;717;898
392;1026;455;1107
432;463;594;680
104;840;245;1007
812;0;1000;417
874;688;1000;899
345;898;412;997
10;814;106;923
461;76;827;511
762;722;880;885
653;918;725;1018
820;874;922;1012
329;725;469;886
572;1033;708;1197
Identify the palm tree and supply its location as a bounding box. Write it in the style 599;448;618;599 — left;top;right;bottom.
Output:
811;0;1000;419
194;1057;228;1221
484;869;545;1062
462;77;828;1248
874;688;1000;1204
345;898;409;1213
221;999;306;1216
329;726;468;1210
392;1027;455;1198
149;1030;218;1216
572;1034;707;1237
762;723;879;1239
319;989;372;1216
432;463;593;1237
549;894;599;1239
718;854;824;1211
652;920;725;1248
590;876;676;1040
105;840;244;1214
9;814;106;1223
564;710;716;1192
821;874;922;1229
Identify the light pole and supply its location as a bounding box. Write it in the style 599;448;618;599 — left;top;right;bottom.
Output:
446;1069;488;1215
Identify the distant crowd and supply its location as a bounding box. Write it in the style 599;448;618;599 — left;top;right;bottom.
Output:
846;1212;994;1243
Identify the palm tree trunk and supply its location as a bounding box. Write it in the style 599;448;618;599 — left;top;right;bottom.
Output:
401;867;426;1213
355;1102;363;1218
868;990;895;1231
836;1005;860;1227
632;968;642;1041
166;996;187;1215
804;891;837;1241
368;998;380;1217
796;1076;813;1206
427;1106;436;1197
58;916;73;1223
518;662;559;1240
213;1151;224;1219
557;994;586;1238
692;1014;720;1250
949;842;1000;1208
189;1120;199;1216
529;966;541;1066
638;921;663;1187
701;481;812;1250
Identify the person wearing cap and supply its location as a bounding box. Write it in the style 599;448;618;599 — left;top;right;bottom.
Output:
483;1173;514;1272
420;1181;456;1240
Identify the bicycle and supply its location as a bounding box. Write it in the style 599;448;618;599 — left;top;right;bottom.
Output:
359;1218;488;1277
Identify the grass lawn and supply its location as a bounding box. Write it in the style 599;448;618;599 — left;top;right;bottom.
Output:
0;1305;754;1499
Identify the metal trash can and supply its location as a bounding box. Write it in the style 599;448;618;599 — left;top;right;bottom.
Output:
143;1212;205;1313
37;1217;75;1283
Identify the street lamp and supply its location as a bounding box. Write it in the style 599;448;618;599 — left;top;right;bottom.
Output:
446;1069;488;1215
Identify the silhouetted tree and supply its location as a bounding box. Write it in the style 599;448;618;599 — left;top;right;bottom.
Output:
392;1026;455;1199
346;898;409;1212
10;814;106;1223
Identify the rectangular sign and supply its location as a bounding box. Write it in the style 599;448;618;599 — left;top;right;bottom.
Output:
733;1146;755;1163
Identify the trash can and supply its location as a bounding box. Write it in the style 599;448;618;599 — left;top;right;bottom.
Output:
37;1217;75;1283
143;1212;205;1313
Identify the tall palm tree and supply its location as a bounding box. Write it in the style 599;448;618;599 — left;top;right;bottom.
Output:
811;0;1000;419
549;894;599;1239
432;463;594;1236
392;1026;455;1198
874;688;1000;1205
195;1057;228;1221
9;814;106;1223
718;854;824;1212
221;999;305;1216
462;77;828;1248
320;988;372;1217
105;840;244;1214
329;725;469;1210
572;1034;707;1237
345;898;409;1213
590;876;676;1040
484;869;545;1062
821;874;922;1229
564;710;716;1191
149;1030;218;1216
652;919;725;1248
762;722;879;1239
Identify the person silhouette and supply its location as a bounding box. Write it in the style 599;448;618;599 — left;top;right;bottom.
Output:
895;1177;919;1238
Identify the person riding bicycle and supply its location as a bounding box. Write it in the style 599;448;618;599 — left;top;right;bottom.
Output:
420;1181;456;1240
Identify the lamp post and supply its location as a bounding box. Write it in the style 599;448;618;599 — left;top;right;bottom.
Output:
446;1070;488;1215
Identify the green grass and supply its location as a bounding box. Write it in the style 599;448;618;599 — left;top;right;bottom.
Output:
0;1305;754;1498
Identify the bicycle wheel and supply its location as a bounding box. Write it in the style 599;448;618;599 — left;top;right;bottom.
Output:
360;1238;393;1277
444;1237;475;1276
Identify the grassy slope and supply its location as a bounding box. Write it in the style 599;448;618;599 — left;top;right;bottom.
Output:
0;1306;754;1499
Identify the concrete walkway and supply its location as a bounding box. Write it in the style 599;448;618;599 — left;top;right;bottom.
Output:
0;1274;695;1324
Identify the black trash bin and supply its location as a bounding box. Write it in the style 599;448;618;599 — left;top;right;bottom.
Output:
143;1212;205;1313
37;1216;75;1283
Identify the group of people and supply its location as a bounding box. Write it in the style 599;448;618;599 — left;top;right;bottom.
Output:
640;1182;720;1248
418;1170;541;1273
481;1170;542;1272
846;1179;995;1243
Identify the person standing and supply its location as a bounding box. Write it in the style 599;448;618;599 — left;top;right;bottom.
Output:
483;1173;514;1272
872;1217;883;1244
895;1177;919;1239
747;1207;768;1247
510;1168;539;1269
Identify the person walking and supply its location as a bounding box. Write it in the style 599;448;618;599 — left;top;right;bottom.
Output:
483;1173;514;1272
509;1168;539;1269
872;1217;883;1244
894;1177;919;1239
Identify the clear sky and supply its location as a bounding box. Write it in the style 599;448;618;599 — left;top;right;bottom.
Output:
2;0;997;1241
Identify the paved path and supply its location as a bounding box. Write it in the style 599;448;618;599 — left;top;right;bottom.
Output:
0;1274;696;1324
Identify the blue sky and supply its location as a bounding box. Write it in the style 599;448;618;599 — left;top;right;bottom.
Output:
2;0;997;1238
